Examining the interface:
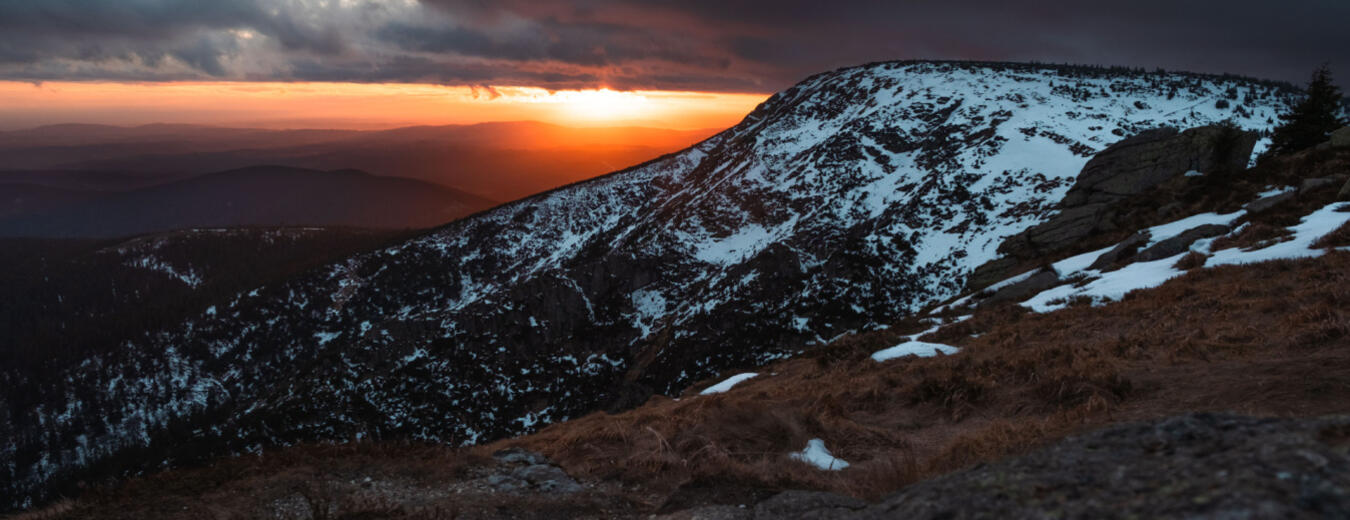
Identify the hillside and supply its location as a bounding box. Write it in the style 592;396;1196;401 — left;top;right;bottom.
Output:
0;166;494;238
0;61;1307;511
28;144;1350;518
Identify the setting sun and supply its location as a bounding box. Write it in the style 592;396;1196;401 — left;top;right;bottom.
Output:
0;81;767;131
554;89;653;122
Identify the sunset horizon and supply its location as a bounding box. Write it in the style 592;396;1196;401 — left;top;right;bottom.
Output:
4;1;1350;517
0;80;769;131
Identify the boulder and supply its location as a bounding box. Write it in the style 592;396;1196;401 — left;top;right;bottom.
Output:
1246;191;1297;213
980;269;1060;307
483;448;583;494
754;490;867;519
493;447;549;466
966;257;1020;292
655;506;752;520
1301;176;1341;194
1133;224;1231;263
1061;126;1258;208
973;124;1258;287
511;464;583;493
1087;232;1150;270
848;413;1350;519
1316;126;1350;150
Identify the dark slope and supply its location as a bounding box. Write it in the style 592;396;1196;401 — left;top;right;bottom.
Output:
0;166;495;238
0;61;1302;510
0;183;104;219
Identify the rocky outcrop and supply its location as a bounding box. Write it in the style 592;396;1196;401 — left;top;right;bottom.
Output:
979;269;1060;307
1246;190;1297;213
661;491;867;520
1316;126;1350;150
848;413;1350;519
1302;176;1343;194
971;125;1257;288
1132;224;1230;263
482;448;584;494
1086;231;1150;270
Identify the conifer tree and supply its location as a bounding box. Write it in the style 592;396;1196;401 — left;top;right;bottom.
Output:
1265;65;1347;157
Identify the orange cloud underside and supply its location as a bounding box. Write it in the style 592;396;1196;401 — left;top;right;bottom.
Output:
0;81;769;131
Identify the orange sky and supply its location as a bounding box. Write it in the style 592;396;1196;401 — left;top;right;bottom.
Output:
0;81;769;131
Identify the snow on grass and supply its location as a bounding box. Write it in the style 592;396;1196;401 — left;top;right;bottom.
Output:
790;438;850;470
700;373;758;395
1253;185;1296;199
1141;211;1243;247
872;341;959;362
1051;244;1116;275
1023;256;1184;313
1023;202;1350;313
1208;202;1350;266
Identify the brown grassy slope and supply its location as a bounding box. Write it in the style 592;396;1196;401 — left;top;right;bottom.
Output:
27;237;1350;519
501;249;1350;508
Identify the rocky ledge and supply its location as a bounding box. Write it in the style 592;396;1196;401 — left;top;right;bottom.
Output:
661;413;1350;519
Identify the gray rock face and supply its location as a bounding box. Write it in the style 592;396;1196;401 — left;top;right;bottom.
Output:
655;505;753;520
1317;126;1350;150
1087;231;1150;270
481;449;583;495
1062;125;1257;208
1302;176;1343;194
979;269;1060;307
977;125;1258;288
1133;224;1231;263
848;413;1350;519
754;491;867;520
1246;191;1297;213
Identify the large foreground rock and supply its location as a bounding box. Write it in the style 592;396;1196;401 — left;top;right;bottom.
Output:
971;125;1257;288
848;413;1350;519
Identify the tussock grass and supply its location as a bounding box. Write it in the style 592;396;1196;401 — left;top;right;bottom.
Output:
505;251;1350;505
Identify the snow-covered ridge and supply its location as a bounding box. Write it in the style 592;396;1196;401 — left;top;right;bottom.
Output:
1;61;1299;510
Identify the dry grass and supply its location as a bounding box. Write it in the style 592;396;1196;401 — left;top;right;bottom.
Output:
1314;219;1350;249
1210;222;1294;251
502;251;1350;507
34;253;1350;517
1172;251;1209;270
38;442;485;519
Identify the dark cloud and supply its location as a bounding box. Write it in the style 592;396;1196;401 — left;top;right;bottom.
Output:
0;0;1346;92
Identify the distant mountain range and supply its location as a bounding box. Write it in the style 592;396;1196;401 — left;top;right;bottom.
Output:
0;121;718;202
0;166;494;238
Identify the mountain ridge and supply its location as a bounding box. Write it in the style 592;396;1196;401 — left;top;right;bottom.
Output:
0;60;1303;510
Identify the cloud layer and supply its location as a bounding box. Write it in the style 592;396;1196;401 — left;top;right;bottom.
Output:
1;0;1347;91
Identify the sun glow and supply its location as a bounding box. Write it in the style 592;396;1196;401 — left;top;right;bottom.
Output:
0;81;768;131
555;89;653;122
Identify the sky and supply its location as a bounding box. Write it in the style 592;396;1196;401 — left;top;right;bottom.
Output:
1;0;1347;130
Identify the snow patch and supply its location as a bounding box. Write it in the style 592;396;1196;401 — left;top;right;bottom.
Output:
700;373;758;395
790;439;850;470
872;341;959;362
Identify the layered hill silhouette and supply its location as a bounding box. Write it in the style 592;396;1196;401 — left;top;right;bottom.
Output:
0;121;718;202
0;166;494;238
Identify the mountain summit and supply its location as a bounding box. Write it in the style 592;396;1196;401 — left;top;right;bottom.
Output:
0;61;1299;509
